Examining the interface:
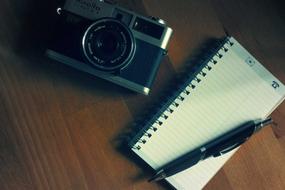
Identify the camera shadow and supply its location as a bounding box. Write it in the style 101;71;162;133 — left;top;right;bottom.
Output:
6;0;139;98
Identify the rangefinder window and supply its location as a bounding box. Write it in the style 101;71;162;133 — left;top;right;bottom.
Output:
133;17;164;40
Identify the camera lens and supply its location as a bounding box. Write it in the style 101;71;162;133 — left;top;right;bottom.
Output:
93;30;121;59
83;18;135;72
97;31;118;55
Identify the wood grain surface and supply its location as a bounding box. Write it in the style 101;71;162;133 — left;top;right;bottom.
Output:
0;0;285;189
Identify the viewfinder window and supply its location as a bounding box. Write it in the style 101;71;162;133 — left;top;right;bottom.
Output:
133;17;164;40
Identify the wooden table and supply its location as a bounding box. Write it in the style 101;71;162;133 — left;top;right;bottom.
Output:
1;0;285;189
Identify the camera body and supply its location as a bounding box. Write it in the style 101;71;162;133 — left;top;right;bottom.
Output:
46;0;173;95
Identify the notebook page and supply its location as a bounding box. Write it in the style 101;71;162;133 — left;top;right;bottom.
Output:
132;37;285;189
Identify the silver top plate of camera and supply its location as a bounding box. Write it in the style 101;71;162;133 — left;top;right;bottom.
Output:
63;0;172;50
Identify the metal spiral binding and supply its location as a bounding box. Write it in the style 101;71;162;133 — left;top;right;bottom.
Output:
131;37;234;151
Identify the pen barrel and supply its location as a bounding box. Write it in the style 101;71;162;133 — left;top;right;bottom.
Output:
205;121;258;157
163;149;203;177
158;119;272;179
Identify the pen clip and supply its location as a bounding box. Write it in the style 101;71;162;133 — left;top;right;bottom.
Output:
213;139;247;157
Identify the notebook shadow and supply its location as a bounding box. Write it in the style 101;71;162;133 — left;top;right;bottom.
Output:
113;137;174;189
113;37;225;189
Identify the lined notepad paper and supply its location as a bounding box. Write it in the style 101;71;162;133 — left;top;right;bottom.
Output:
130;37;285;189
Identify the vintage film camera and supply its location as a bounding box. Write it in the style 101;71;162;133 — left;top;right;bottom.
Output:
46;0;173;95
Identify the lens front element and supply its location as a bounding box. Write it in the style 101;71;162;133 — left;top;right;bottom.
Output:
83;18;135;71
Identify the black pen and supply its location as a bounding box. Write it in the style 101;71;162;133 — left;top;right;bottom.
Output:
149;118;273;182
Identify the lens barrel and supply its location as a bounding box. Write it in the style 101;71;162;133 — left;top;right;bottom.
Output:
83;18;135;72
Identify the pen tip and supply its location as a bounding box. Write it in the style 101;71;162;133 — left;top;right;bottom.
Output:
148;170;167;182
148;175;157;182
262;118;273;126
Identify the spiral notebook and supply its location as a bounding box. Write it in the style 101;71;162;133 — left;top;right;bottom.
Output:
128;36;285;189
